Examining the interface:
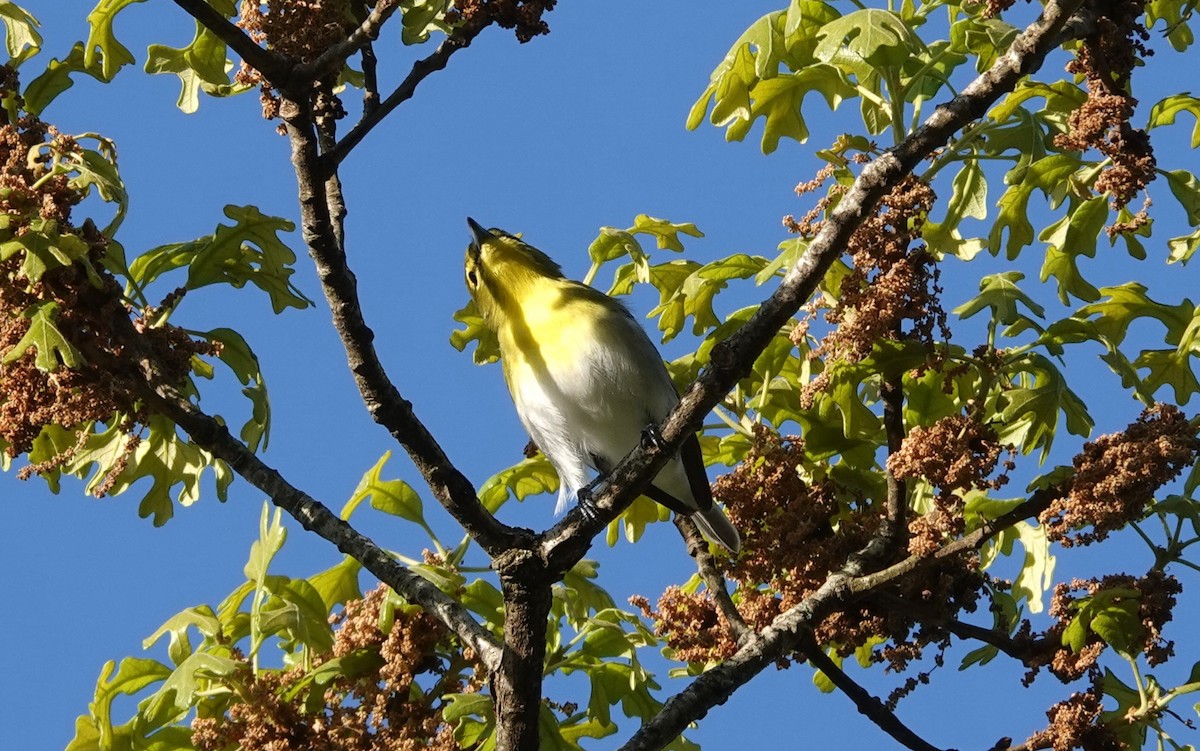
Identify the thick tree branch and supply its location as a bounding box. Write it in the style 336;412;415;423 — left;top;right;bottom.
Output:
798;635;946;751
542;0;1089;581
170;0;287;82
134;379;504;671
280;98;520;557
492;551;554;751
323;37;466;170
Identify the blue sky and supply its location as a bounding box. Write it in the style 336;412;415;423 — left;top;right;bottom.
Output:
2;1;1198;749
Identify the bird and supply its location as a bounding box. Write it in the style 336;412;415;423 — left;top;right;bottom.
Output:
463;217;740;553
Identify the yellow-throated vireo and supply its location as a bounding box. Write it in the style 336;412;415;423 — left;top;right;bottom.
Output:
464;218;740;554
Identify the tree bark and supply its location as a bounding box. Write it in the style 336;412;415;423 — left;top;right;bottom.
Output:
492;550;554;751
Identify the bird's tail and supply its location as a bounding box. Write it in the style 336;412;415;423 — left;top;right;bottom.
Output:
690;505;740;554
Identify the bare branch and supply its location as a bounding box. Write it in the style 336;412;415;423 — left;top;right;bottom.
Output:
323;37;467;170
798;635;947;751
279;97;520;556
170;0;286;82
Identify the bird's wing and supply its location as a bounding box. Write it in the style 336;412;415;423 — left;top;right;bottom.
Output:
642;435;713;513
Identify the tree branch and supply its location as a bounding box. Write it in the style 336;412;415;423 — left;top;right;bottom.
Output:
798;635;947;751
851;488;1057;595
492;550;554;751
675;516;750;643
279;97;521;557
135;379;503;671
881;377;908;545
323;36;467;170
619;488;1064;751
170;0;287;82
542;0;1089;583
294;0;403;84
619;571;855;751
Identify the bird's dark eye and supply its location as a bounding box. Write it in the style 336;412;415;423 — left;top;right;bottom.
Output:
467;269;478;287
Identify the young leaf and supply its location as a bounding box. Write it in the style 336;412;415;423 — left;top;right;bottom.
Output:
204;327;271;452
477;454;558;513
84;0;144;80
814;8;922;71
0;1;41;64
130;205;311;313
1147;93;1200;148
1;301;83;371
954;271;1045;326
1165;168;1200;225
450;299;500;364
145;18;244;113
81;657;173;750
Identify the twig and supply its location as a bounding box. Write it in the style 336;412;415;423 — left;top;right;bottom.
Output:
851;488;1056;594
294;0;403;83
944;618;1054;662
170;0;285;83
617;484;1060;751
881;377;908;544
674;516;750;643
798;634;947;751
361;42;381;116
323;37;466;171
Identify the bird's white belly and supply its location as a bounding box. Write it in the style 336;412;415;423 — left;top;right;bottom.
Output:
508;337;693;509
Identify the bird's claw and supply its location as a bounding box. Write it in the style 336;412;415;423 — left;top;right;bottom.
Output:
641;423;666;451
576;487;600;523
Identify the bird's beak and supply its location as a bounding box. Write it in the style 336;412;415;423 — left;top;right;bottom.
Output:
467;217;491;249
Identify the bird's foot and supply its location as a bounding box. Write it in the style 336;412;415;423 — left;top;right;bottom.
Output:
641;423;665;451
576;487;600;523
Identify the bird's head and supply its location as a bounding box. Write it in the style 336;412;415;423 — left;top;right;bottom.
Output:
464;217;566;325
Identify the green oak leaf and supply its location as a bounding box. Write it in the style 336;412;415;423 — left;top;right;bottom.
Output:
1147;93;1200;148
204;327;271;452
85;0;145;80
450;299;500;365
954;271;1045;326
130;205;311;313
1078;283;1194;347
814;8;922;70
145;16;245;113
0;1;41;64
1165;168;1200;225
478;454;559;513
1;301;83;371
